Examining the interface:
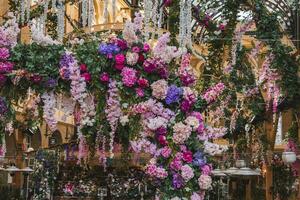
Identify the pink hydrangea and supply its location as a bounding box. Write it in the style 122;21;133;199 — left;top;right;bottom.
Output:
201;164;212;175
181;165;194;181
145;164;168;179
172;122;192;144
198;174;212;190
170;157;182;171
151;80;168;100
121;67;137;87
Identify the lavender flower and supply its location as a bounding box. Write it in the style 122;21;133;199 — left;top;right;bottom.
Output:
59;53;74;68
172;173;184;189
165;85;183;105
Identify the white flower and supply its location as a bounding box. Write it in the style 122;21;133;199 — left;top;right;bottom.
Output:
120;115;129;126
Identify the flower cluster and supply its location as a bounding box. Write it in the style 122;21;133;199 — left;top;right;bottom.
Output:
0;12;20;47
202;82;225;104
178;54;196;86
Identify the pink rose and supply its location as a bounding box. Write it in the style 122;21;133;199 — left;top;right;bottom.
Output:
80;64;87;72
115;54;125;65
100;72;109;82
81;72;91;82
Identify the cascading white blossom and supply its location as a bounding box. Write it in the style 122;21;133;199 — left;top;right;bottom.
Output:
21;0;26;24
30;19;59;45
42;91;58;132
179;0;192;48
143;0;153;40
57;0;65;41
82;0;88;27
88;0;94;28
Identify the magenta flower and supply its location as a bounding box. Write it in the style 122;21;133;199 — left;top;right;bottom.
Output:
115;54;126;65
0;47;10;60
0;62;13;73
100;72;110;83
143;43;151;52
135;88;144;97
183;151;193;163
137;78;149;88
80;64;87;72
116;39;128;50
81;72;92;82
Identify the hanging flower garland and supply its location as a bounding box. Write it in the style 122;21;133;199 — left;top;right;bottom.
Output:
41;91;57;132
105;80;123;158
